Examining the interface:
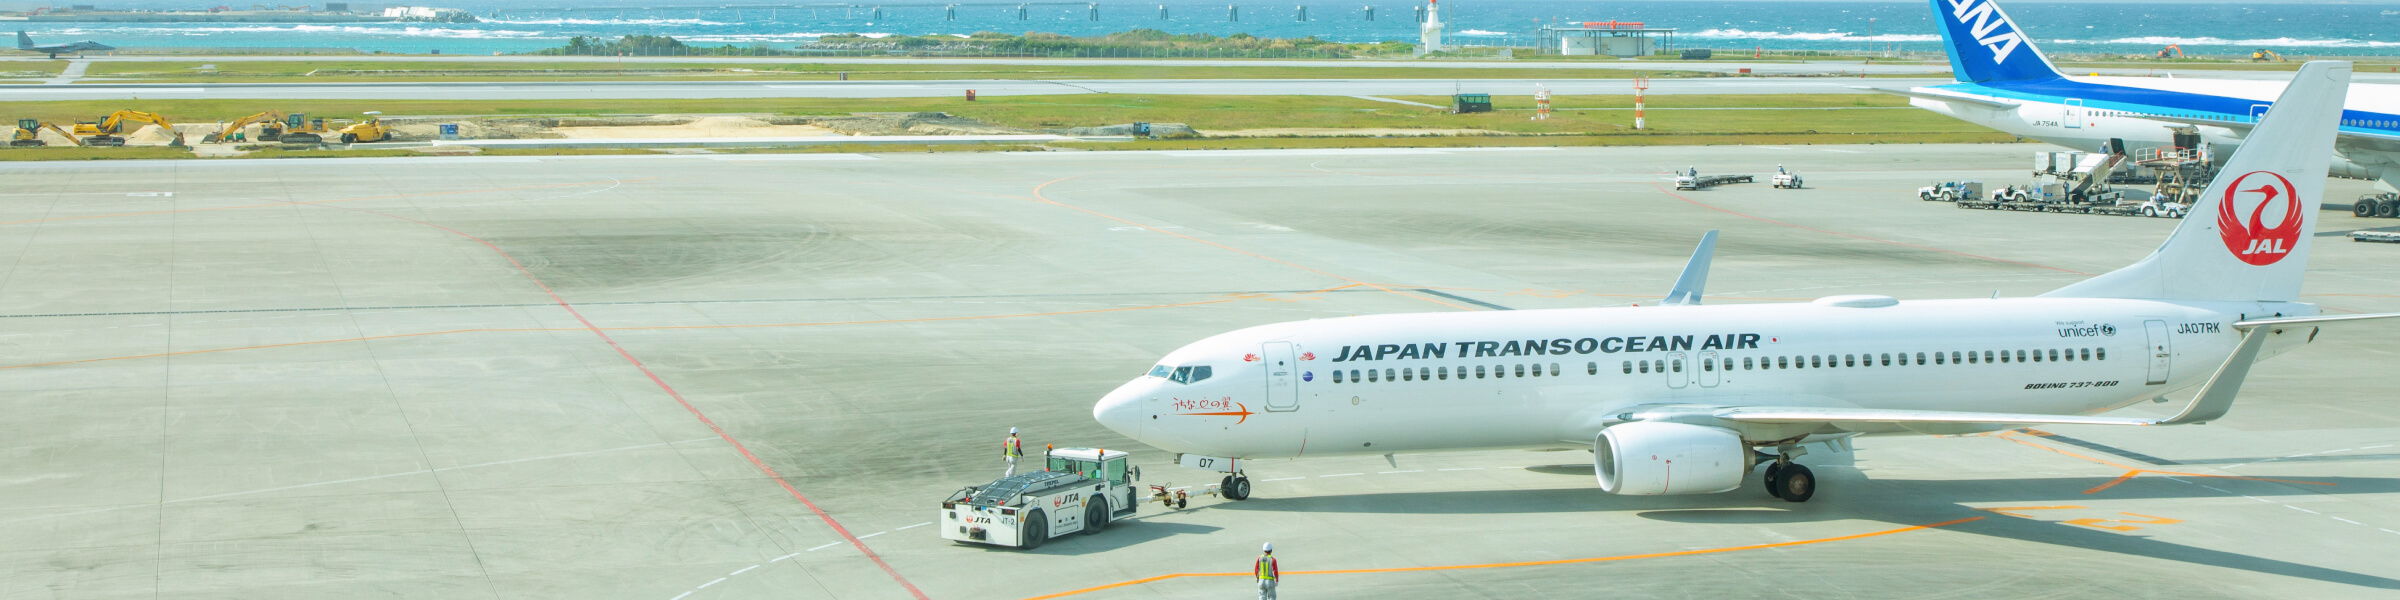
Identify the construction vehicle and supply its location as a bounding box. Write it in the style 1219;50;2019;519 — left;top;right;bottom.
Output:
275;113;329;144
940;447;1141;550
2155;44;2182;59
12;119;81;147
2251;49;2285;62
336;114;394;144
203;111;287;143
72;111;186;147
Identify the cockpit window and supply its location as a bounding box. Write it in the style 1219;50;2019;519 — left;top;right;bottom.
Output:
1148;365;1172;378
1164;365;1214;385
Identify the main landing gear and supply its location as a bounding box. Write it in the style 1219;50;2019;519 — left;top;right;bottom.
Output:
1220;474;1252;501
1759;446;1817;503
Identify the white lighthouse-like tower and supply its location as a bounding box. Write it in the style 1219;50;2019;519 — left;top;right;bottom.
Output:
1418;0;1444;55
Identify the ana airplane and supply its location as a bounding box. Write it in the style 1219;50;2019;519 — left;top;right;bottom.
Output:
1882;0;2400;213
15;31;112;59
1095;61;2395;504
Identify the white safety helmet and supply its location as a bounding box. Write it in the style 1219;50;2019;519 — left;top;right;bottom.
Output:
1009;427;1018;434
1262;542;1273;552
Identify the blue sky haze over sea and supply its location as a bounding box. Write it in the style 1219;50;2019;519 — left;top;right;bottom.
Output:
8;1;2400;56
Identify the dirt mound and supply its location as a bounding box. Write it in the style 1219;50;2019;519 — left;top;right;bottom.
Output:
806;112;1025;136
551;115;837;139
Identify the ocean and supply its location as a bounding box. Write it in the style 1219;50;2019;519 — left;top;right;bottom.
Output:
12;1;2399;57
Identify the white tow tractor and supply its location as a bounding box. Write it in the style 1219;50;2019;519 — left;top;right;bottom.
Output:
1772;171;1803;189
941;448;1141;549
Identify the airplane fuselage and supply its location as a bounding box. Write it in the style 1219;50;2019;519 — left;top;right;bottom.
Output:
1910;76;2400;183
1095;297;2316;460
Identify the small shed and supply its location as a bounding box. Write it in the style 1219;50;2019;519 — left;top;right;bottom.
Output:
1452;93;1492;114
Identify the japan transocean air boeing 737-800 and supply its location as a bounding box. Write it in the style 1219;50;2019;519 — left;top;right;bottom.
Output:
1094;61;2397;504
1885;0;2400;211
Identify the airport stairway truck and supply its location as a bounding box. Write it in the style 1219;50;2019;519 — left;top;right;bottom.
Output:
1952;139;2191;217
941;447;1140;549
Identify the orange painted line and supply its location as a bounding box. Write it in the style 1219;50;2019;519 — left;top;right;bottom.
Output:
0;179;647;226
1028;173;1479;312
0;299;1235;371
1998;431;2335;491
1975;505;2086;519
1017;516;1985;600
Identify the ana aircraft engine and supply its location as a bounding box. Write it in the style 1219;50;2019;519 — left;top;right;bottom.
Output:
1595;422;1749;495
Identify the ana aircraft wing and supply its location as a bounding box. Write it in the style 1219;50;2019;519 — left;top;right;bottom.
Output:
1860;86;2020;110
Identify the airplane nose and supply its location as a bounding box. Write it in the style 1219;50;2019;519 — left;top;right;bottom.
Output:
1093;380;1146;442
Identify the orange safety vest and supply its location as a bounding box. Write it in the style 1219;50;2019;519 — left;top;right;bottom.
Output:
1256;556;1277;580
1004;436;1022;458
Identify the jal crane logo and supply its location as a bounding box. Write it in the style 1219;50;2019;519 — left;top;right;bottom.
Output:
2215;171;2303;265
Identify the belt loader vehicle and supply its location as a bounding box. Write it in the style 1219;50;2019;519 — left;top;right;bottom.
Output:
941;448;1140;549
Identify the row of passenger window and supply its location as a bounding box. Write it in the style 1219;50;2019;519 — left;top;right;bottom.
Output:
1330;363;1562;383
1620;347;2109;374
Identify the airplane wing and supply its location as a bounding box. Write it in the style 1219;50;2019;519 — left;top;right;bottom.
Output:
1711;406;2156;426
1858;86;2020;110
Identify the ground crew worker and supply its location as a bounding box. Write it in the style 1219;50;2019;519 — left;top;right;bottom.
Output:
1777;163;1787;174
1255;542;1279;600
1003;427;1024;477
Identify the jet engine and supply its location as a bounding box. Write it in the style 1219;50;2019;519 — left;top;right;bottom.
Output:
1594;422;1749;495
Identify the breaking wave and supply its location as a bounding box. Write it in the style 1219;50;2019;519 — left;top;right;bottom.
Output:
2050;36;2400;48
481;18;731;26
1454;29;1509;36
50;25;556;38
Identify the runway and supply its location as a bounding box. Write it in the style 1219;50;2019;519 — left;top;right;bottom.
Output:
0;77;1951;100
0;145;2394;599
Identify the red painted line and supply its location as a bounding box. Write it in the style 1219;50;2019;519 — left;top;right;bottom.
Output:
317;205;930;599
1652;184;2089;275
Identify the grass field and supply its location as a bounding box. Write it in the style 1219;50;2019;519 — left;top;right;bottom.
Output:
81;60;1737;83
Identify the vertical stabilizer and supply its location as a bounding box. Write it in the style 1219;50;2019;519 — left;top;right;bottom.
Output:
16;31;33;50
1928;0;2063;83
2043;61;2349;303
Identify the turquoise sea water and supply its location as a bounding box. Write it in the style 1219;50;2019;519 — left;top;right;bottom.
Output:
12;1;2400;57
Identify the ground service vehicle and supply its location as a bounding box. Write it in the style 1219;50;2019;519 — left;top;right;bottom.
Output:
73;111;184;147
1917;180;1982;201
1674;172;1754;190
940;448;1139;549
1772;171;1803;189
338;117;394;144
12;119;79;147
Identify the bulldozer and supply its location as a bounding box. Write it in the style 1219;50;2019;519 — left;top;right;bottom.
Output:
2251;48;2286;62
336;115;394;144
276;113;331;145
72;110;186;147
12;119;82;147
203;111;289;143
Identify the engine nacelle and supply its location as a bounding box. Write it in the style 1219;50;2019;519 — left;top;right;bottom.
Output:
1594;422;1749;495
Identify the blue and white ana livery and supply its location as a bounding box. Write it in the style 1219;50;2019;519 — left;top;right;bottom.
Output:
1095;62;2399;503
1887;0;2400;194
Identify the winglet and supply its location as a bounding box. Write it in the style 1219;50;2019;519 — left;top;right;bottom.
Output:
1660;230;1718;306
2155;326;2272;425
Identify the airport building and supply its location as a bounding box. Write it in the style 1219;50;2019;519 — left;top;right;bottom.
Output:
1538;21;1675;57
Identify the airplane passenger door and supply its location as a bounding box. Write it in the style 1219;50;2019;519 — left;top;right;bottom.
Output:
2250;104;2271;122
1697;351;1720;387
2063;99;2084;129
1665;352;1689;389
2142;320;2171;385
1262;341;1298;412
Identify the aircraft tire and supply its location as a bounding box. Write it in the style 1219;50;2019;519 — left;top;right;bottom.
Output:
1224;476;1252;501
1020;510;1047;550
2378;201;2398;219
1762;464;1784;499
2357;200;2377;218
1776;464;1817;503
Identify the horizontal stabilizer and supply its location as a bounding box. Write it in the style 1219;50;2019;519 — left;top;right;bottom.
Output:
2234;311;2400;329
1862;86;2019;110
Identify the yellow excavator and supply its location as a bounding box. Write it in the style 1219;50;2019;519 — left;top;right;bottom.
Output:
2251;48;2286;62
72;110;186;147
204;111;289;143
12;119;83;147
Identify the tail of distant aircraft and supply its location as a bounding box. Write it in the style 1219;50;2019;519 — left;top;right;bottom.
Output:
1929;0;2063;83
2044;61;2349;303
16;31;32;50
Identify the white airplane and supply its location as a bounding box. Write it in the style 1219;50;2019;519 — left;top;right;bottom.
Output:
1094;61;2395;504
1882;0;2400;215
